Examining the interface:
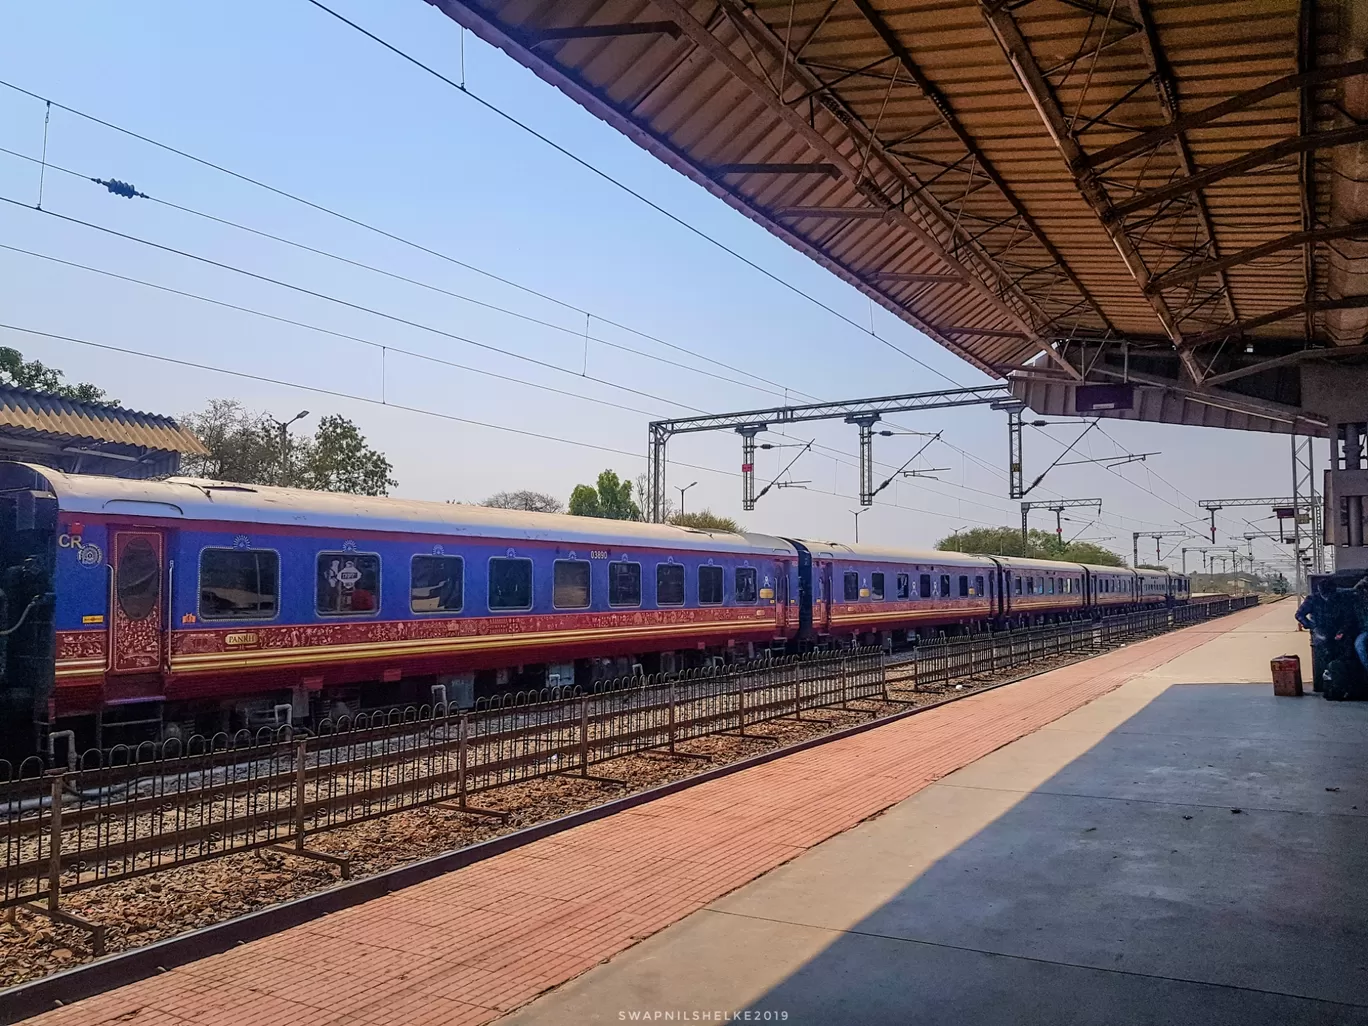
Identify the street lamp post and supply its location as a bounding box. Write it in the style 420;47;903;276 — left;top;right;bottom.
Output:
676;481;698;516
850;508;867;544
269;410;309;486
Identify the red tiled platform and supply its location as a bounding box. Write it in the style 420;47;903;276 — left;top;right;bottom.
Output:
17;605;1270;1026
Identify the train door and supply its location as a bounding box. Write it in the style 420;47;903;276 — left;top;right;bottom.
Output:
785;540;814;639
773;559;790;636
109;528;167;674
818;561;833;633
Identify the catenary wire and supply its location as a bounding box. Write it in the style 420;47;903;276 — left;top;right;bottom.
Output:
295;0;961;385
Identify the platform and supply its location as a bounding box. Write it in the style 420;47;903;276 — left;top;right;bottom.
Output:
14;600;1339;1026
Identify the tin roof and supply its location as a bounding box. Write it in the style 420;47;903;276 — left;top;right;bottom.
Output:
0;385;208;456
434;0;1366;426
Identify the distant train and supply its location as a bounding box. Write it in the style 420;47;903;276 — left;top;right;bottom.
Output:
0;463;1188;756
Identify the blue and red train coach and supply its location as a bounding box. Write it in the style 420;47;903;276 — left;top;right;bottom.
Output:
0;463;1187;758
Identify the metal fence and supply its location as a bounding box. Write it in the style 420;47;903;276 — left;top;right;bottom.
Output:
0;595;1257;948
0;648;884;939
906;596;1257;689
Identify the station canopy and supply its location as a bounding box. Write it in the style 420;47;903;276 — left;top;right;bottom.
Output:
433;0;1368;435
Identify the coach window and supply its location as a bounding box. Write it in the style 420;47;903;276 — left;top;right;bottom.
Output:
488;557;533;611
657;564;685;607
939;573;951;597
870;572;885;600
1048;578;1056;594
553;559;591;610
957;575;968;597
919;573;932;599
200;548;279;620
1013;576;1022;595
843;571;860;602
608;561;642;608
734;567;758;604
410;554;463;614
699;565;724;605
975;575;985;598
317;552;380;615
895;573;910;600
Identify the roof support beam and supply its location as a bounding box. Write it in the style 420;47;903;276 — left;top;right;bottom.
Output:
1147;221;1368;293
1107;123;1368;221
848;0;1114;336
872;271;967;284
1297;0;1316;341
1203;343;1368;386
1185;295;1368;346
776;206;892;220
1084;56;1368;170
976;0;1202;381
713;162;840;177
533;21;680;42
647;0;1082;377
1124;0;1236;324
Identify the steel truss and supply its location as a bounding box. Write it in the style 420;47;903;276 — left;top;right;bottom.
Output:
645;385;1010;521
978;0;1368;384
1020;498;1101;548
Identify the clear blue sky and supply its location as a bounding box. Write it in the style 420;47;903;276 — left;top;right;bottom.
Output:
0;0;1305;571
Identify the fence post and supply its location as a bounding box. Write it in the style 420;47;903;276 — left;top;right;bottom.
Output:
293;738;307;851
47;772;63;912
580;695;589;776
668;681;677;753
737;671;747;736
458;713;468;809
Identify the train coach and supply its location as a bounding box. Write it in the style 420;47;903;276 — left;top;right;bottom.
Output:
0;463;1187;757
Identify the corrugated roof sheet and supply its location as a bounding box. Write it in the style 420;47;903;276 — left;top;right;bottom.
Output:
431;0;1365;414
0;385;208;456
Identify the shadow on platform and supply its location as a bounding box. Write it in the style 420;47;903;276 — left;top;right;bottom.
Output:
735;684;1368;1025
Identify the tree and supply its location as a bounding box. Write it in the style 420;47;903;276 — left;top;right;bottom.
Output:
669;510;742;533
294;415;396;496
937;526;1125;566
568;470;641;520
179;400;277;483
180;401;396;496
1136;563;1170;571
482;490;564;514
0;347;116;405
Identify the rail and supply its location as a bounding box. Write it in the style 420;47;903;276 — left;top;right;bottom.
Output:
0;595;1256;950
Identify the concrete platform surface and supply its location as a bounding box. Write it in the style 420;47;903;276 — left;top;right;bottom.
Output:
11;601;1282;1026
503;602;1368;1026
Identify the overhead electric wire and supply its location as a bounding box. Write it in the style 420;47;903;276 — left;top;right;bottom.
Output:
0;241;675;421
0;144;801;402
0;69;958;387
0;321;1001;530
0;79;1199;540
0;194;713;417
293;0;961;385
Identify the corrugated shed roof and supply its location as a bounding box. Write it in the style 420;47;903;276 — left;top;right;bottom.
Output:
0;385;208;456
432;0;1365;416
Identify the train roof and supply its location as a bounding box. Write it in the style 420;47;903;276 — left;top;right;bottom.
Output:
0;463;793;556
797;542;998;570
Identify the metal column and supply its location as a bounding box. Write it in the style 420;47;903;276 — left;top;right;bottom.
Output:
846;414;881;506
737;425;766;511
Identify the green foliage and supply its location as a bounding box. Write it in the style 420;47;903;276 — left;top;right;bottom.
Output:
937;526;1125;566
180;402;396;496
482;490;563;513
669;509;742;533
297;414;396;496
179;400;277;483
568;470;641;520
0;347;116;405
